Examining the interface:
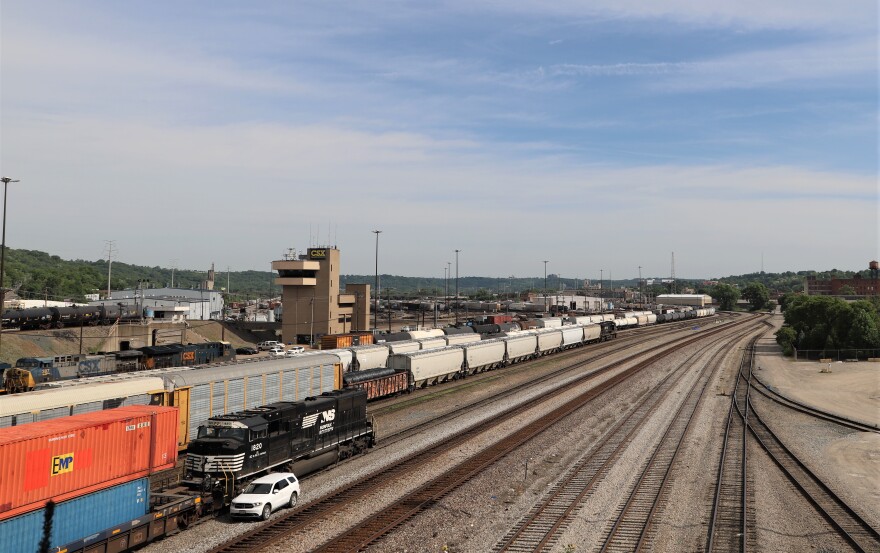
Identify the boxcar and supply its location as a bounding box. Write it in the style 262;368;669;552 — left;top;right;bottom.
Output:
343;367;413;400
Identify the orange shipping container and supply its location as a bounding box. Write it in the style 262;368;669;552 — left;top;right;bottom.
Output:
0;405;178;521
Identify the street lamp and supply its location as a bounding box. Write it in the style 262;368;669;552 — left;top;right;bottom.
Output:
446;261;451;315
372;230;382;330
0;177;20;359
543;260;549;312
455;250;460;324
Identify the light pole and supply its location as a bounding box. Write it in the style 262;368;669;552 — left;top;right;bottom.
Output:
600;269;604;313
455;249;460;324
446;261;451;315
443;266;448;319
372;230;382;330
0;177;20;359
543;260;549;312
638;265;643;308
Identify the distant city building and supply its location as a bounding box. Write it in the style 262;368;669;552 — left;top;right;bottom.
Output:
804;261;879;297
656;294;713;307
90;286;223;321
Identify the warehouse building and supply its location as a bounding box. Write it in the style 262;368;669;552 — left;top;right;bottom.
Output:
656;294;713;307
804;261;879;297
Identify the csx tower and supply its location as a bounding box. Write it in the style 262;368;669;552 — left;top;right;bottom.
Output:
272;248;370;345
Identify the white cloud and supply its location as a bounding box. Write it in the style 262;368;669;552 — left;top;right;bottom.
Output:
2;114;873;277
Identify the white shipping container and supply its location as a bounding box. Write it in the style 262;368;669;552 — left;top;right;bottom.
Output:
461;339;506;374
388;347;465;387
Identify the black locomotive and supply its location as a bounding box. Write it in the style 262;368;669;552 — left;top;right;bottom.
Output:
184;388;375;503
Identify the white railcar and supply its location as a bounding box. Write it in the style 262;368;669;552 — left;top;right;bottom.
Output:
503;333;538;362
535;317;563;328
387;340;421;354
445;334;482;346
388;347;465;388
461;339;506;374
417;337;446;350
583;323;601;342
536;329;563;354
408;329;445;340
349;345;390;371
560;325;585;349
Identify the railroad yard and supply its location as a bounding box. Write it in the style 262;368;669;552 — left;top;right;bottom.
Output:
130;312;879;553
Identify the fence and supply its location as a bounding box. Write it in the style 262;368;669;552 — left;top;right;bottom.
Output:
793;348;880;361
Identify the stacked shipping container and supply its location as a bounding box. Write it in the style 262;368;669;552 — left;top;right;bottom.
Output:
0;405;178;552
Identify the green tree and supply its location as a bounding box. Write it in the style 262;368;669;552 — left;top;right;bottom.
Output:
837;285;856;295
711;283;740;311
775;326;797;356
741;282;770;311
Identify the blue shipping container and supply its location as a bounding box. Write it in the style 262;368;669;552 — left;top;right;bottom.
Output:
0;477;149;553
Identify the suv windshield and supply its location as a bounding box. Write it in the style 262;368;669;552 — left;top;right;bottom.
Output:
242;482;273;495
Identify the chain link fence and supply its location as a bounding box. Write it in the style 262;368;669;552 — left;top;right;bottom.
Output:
793;348;880;361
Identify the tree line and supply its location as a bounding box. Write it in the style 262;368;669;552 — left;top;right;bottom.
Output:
775;295;880;357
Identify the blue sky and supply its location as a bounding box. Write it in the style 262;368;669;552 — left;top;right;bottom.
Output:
1;1;876;281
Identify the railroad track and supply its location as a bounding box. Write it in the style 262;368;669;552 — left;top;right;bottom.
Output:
706;334;760;553
735;340;880;552
206;314;759;553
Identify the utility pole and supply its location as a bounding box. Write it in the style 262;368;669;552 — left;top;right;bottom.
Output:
543;260;549;313
638;265;643;308
446;261;451;315
600;269;604;313
455;249;460;324
373;230;382;330
171;259;178;288
104;240;116;299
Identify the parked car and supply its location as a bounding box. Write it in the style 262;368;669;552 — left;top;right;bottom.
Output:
230;472;300;520
268;347;285;357
284;346;305;357
235;346;258;355
258;341;282;351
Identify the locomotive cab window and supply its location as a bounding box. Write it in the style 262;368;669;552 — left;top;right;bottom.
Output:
268;420;282;437
251;427;267;440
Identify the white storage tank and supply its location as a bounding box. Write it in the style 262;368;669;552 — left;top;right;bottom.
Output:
461;339;506;374
388;347;465;388
349;344;390;371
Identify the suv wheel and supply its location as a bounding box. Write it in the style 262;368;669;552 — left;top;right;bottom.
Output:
261;505;271;521
288;491;298;508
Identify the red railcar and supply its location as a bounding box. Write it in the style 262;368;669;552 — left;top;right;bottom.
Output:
0;405;178;521
342;368;413;400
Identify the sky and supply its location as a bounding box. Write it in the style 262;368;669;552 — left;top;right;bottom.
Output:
1;1;877;281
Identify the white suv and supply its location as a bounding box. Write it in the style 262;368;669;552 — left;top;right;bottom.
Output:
258;340;282;351
284;346;305;356
268;346;285;357
230;473;300;520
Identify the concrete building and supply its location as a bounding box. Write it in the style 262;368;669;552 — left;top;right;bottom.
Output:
272;247;371;345
656;294;713;307
92;287;223;321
